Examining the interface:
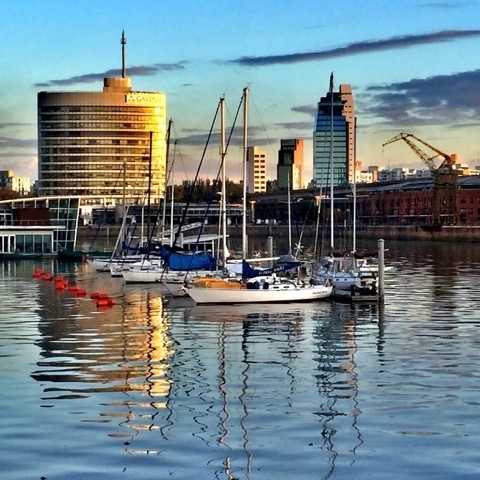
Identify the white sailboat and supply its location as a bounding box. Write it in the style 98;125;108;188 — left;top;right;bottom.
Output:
184;88;333;305
121;126;225;293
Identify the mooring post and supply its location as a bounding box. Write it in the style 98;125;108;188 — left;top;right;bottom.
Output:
267;236;273;267
378;238;385;301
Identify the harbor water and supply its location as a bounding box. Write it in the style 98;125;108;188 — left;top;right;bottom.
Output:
1;240;480;479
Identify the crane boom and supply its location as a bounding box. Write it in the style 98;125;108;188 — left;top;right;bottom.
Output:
382;132;458;226
382;132;455;171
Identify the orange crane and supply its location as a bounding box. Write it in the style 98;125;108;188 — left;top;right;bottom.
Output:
382;133;458;226
382;132;457;172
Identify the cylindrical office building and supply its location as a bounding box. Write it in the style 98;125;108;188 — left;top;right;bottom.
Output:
37;75;167;206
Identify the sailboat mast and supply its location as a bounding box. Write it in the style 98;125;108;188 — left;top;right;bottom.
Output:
161;119;173;243
220;97;228;264
147;130;153;243
353;164;357;252
329;73;334;251
288;171;292;255
170;140;177;247
242;87;249;260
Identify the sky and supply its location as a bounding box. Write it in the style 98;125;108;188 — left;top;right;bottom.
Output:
1;0;480;185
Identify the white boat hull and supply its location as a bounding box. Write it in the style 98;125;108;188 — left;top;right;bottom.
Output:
87;255;145;273
122;269;226;297
184;282;332;305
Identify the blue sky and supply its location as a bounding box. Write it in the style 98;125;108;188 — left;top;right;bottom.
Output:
1;0;479;184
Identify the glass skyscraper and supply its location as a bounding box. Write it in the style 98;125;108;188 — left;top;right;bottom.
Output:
313;80;356;188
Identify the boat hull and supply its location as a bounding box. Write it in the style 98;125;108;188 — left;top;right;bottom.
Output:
0;252;43;261
184;282;332;305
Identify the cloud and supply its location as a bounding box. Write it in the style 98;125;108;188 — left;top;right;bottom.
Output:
0;122;35;130
291;105;316;116
229;30;480;66
35;61;188;88
361;69;480;127
0;135;37;151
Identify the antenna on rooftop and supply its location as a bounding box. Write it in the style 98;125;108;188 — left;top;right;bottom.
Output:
121;30;126;78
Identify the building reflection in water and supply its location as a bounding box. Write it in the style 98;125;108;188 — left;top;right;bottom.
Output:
31;281;173;454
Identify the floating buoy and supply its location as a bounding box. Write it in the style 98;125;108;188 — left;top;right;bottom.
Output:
32;272;42;278
55;282;67;290
68;285;79;292
96;296;115;308
42;273;53;281
76;288;87;296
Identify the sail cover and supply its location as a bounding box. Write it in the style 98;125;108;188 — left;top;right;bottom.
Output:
242;260;300;279
160;246;216;271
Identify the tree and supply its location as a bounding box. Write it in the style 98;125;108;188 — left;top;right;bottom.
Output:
0;187;20;200
177;178;243;203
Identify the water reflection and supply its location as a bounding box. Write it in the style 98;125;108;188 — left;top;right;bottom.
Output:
31;279;173;453
3;241;480;478
26;265;389;478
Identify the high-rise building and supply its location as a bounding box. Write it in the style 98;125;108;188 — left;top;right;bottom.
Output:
246;146;267;193
37;33;167;206
277;139;304;190
313;77;356;187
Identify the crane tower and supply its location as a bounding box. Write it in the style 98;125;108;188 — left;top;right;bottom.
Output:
382;133;458;226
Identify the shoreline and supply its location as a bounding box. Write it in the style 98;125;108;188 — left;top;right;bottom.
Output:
77;224;480;244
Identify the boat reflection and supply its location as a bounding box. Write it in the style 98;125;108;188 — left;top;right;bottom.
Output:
29;260;385;477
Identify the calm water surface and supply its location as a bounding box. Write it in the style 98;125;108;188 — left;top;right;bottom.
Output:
1;241;480;479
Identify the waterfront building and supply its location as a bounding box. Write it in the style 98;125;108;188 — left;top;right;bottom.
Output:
246;146;267;193
0;196;82;253
37;32;167;209
313;79;356;187
247;175;480;227
277;139;304;190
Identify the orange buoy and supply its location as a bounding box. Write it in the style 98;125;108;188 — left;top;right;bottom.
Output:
68;285;79;292
55;282;67;290
76;288;87;296
42;273;53;281
96;299;110;308
90;292;101;299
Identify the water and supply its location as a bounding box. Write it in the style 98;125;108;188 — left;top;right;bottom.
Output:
1;241;480;479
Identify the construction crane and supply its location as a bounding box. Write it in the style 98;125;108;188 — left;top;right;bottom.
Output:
382;133;458;226
382;132;457;172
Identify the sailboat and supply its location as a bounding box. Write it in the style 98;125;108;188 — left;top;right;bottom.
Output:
121;112;235;294
310;74;379;298
183;88;333;305
87;139;162;275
